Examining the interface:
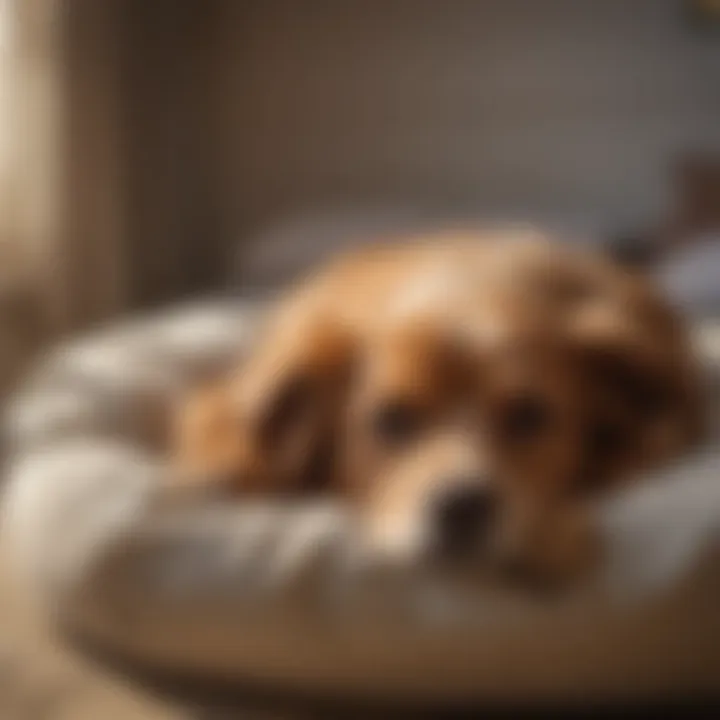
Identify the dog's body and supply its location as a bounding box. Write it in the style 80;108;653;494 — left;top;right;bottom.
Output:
175;230;703;587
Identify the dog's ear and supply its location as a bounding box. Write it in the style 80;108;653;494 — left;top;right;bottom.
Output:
568;301;705;477
228;309;356;493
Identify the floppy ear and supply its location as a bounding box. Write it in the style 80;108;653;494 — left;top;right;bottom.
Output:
173;310;355;496
227;309;356;493
569;301;705;477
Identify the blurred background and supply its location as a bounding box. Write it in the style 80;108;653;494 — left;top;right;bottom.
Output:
0;0;718;717
1;0;719;381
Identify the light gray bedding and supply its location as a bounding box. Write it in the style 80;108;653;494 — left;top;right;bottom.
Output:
3;300;720;702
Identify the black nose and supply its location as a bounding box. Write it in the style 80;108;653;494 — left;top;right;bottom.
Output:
432;480;497;555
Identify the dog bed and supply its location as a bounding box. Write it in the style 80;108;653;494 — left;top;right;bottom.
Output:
3;299;720;705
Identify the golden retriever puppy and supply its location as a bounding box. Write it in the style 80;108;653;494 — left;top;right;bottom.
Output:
173;230;703;588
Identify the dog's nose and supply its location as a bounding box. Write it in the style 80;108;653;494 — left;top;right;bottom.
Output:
432;480;497;555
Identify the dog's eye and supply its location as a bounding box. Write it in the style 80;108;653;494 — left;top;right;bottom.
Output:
499;395;552;443
372;402;422;445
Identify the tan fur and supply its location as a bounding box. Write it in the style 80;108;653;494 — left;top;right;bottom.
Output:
173;231;703;587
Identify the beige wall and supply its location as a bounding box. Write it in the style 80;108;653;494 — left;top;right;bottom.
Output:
5;0;225;328
219;0;720;247
4;0;720;332
0;0;62;395
119;0;226;309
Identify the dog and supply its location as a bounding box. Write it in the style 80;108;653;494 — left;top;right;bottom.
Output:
173;229;704;589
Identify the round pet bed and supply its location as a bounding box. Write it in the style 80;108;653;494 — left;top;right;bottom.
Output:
3;300;720;705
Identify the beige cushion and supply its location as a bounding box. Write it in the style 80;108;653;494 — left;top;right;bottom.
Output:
3;300;720;703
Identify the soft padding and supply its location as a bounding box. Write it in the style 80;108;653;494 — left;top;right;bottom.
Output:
4;300;720;703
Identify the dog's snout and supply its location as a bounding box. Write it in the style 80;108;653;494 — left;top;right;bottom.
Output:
432;479;496;554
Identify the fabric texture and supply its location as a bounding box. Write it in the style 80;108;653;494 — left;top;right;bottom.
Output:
3;300;720;703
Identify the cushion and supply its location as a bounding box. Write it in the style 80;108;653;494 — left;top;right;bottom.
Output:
654;235;720;318
3;300;720;704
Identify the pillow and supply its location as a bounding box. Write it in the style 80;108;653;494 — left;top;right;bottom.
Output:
654;235;720;318
3;300;720;703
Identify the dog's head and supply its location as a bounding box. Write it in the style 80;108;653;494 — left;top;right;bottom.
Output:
347;302;701;585
179;240;703;587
